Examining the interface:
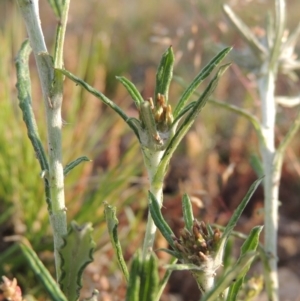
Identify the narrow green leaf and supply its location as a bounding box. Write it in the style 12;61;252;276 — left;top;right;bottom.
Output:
269;0;286;70
173;47;231;117
206;223;214;237
223;237;234;272
277;108;300;158
172;102;195;125
126;251;141;301
221;178;262;241
241;226;263;255
156;64;230;184
15;40;48;172
201;252;256;301
140;253;159;301
165;263;206;272
15;40;51;211
104;203;129;282
46;0;62;18
250;154;264;178
222;4;267;60
175;76;265;145
148;191;176;250
156;257;178;301
19;241;67;301
56;68;140;139
182;194;194;231
59;221;96;301
209;99;265;145
126;251;159;301
155;47;175;104
215;177;263;264
226;226;263;301
155;248;181;258
116;76;144;108
52;0;69;69
266;12;275;49
64;156;91;176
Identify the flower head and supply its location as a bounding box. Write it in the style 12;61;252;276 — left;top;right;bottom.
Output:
0;276;25;301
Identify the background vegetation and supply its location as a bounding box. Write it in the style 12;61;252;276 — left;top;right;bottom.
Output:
1;0;300;300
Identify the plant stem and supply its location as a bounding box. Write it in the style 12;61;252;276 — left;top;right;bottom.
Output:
257;1;286;299
142;148;164;259
16;0;69;281
257;65;279;301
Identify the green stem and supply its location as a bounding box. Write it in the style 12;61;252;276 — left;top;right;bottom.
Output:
141;148;164;259
16;0;69;281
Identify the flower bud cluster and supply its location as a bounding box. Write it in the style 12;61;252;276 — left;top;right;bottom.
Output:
153;93;174;132
0;276;25;301
173;220;221;267
138;93;174;150
143;93;174;133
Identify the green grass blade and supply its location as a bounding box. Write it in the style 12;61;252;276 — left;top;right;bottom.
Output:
104;203;129;282
173;47;231;117
148;191;176;250
56;68;140;138
155;46;174;104
156;64;230;183
116;76;144;108
19;241;67;301
226;226;263;301
182;194;194;231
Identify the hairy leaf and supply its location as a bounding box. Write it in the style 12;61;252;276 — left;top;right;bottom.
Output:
59;221;96;301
